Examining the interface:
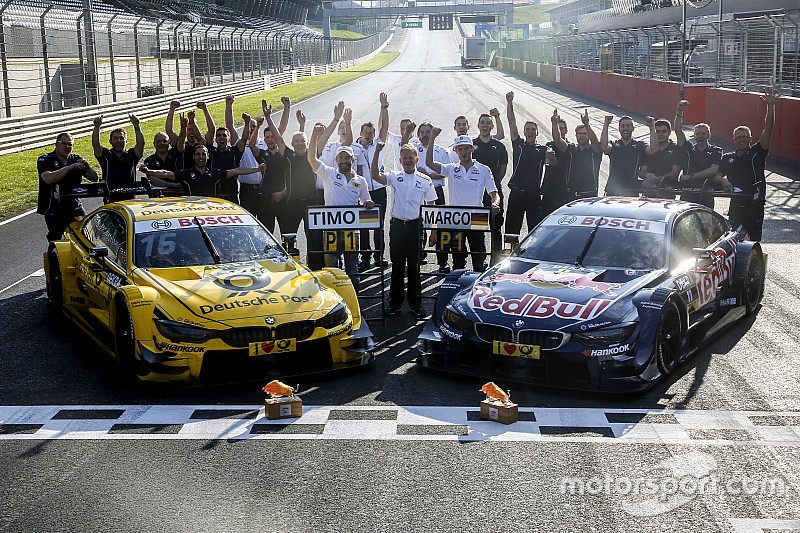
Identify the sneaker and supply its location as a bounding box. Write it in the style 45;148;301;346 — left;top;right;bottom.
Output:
438;265;451;274
384;306;401;317
412;307;429;319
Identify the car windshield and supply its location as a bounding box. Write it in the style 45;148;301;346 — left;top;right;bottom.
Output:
134;218;284;268
514;224;665;270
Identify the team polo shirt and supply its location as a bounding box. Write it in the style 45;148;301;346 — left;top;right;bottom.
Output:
508;138;546;193
284;148;318;201
384;131;412;171
320;140;363;189
96;147;140;190
143;148;181;173
541;140;569;196
566;144;601;195
720;144;768;202
314;163;371;207
181;141;199;171
256;148;288;194
176;167;229;197
36;151;91;215
606;139;647;195
385;171;437;221
354;138;385;192
439;161;497;207
415;142;450;187
208;144;243;198
472;137;508;189
642;140;681;178
680;142;723;189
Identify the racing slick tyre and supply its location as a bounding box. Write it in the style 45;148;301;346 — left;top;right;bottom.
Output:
655;300;683;375
114;303;144;378
743;251;766;317
45;250;64;316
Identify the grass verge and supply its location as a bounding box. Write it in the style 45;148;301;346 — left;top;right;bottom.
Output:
0;51;399;220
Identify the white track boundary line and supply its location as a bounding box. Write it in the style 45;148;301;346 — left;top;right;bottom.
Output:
0;268;44;295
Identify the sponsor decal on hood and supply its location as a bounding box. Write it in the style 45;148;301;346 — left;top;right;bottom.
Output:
468;285;613;321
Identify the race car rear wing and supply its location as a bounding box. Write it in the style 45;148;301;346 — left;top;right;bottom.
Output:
58;179;170;200
619;186;755;200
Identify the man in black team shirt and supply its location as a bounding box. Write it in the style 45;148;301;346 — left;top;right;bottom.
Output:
673;100;726;209
472;112;508;266
143;130;182;172
37;132;99;241
139;144;264;197
719;87;777;241
504;91;547;237
551;108;602;202
92;113;145;200
600;114;647;196
251;102;291;235
641;116;682;197
541;117;569;217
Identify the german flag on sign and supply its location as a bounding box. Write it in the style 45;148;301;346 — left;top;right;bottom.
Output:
359;210;379;226
471;212;489;228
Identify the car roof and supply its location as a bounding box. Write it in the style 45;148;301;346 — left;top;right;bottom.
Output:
117;197;249;222
556;197;696;224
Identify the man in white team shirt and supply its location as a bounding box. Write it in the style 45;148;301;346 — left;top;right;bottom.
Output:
307;123;374;289
354;120;387;272
414;121;452;273
370;142;437;318
426;128;500;272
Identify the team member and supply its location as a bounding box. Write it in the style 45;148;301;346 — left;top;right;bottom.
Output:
426;127;500;272
92;113;145;200
719;87;777;241
378;92;415;172
472;112;508;265
600;114;648;196
165;100;191;171
370;142;437;318
505;91;547;237
307;123;374;289
414;121;452;273
37;133;99;241
193;101;244;204
540;117;569;217
139;144;264;197
354;120;387;272
551;108;602;204
251;102;291;234
672;100;726;208
641;116;682;196
447;110;505;165
143;130;182;173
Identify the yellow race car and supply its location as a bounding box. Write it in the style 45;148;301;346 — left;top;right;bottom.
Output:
45;191;374;384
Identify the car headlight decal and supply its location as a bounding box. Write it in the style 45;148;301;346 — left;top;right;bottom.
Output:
573;323;636;347
317;303;349;330
154;319;218;344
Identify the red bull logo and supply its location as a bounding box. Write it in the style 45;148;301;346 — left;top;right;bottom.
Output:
469;286;613;321
482;269;622;297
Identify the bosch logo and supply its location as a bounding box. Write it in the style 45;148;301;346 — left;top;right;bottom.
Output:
151;220;172;230
514;320;525;328
265;317;276;325
558;215;577;225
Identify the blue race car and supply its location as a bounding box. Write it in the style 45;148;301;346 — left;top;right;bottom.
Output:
418;197;766;392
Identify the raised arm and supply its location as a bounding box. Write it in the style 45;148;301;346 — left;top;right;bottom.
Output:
551;109;567;153
600;115;613;154
378;92;389;142
224;95;240;145
342;108;354;146
370;142;388;186
401;120;415;145
237;114;256;154
187;111;206;146
307;123;325;172
644;116;658;155
166;100;180;145
296;109;306;133
505;92;519;142
197;101;215;146
316;101;345;156
130;114;145;158
759;86;777;151
278;97;291;136
92;115;104;159
426;127;444;175
582;110;601;153
176;115;188;154
264;104;287;156
490;107;505;141
674;100;689;148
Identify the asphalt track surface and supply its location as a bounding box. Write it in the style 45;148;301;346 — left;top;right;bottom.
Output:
2;23;800;532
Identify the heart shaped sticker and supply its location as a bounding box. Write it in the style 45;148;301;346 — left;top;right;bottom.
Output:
261;341;275;353
503;343;516;355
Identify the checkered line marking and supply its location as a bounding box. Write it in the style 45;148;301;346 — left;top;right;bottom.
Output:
1;406;800;444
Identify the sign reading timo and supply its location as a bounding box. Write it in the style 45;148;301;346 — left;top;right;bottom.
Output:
306;207;381;230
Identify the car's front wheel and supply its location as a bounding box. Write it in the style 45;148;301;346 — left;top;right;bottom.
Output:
655;300;683;375
743;251;765;316
115;303;144;378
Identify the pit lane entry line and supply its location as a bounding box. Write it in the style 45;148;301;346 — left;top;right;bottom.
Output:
1;405;799;445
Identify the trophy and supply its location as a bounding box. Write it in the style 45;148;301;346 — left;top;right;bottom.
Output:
479;382;518;424
262;380;303;420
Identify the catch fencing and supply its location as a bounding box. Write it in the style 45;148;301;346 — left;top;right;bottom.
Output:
0;0;393;118
488;12;800;96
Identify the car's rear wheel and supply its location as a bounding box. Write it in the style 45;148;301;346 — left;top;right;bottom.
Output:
46;250;64;315
115;303;144;378
743;251;765;316
656;300;683;375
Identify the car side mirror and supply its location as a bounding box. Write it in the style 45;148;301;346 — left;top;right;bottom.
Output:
89;247;109;272
503;234;520;256
281;233;299;260
691;248;713;270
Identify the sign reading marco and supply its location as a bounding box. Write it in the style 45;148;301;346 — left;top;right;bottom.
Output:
421;205;491;230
